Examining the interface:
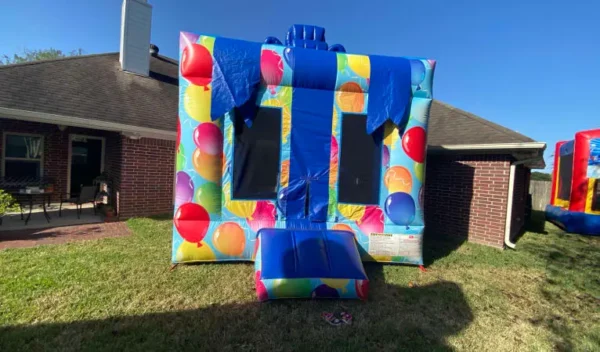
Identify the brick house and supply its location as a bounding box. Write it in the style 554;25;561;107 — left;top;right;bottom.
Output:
0;2;544;248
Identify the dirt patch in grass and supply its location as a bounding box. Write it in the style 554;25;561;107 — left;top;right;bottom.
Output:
0;222;131;250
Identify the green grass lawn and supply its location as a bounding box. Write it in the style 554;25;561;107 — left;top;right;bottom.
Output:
1;213;599;351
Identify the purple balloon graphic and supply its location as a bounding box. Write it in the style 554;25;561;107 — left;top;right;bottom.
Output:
283;47;295;69
382;145;390;167
385;192;416;227
180;32;200;52
175;171;194;207
410;60;426;85
311;284;340;299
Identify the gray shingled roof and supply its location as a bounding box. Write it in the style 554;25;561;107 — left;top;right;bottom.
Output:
0;53;178;131
0;53;536;146
428;100;535;146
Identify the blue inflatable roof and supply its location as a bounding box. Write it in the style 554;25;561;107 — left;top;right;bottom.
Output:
209;24;412;134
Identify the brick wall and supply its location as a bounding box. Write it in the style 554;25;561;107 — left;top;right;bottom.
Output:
118;136;175;218
424;154;512;248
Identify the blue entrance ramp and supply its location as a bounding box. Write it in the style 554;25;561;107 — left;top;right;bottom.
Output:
254;229;369;301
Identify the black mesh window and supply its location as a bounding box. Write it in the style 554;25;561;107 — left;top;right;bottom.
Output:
338;114;383;204
558;154;573;200
593;180;600;211
232;107;281;199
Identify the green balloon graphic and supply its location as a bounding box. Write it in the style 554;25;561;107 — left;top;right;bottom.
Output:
272;279;313;298
336;54;348;72
176;144;186;171
195;182;221;214
327;187;337;217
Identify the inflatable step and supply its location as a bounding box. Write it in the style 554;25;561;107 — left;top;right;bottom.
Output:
254;228;369;301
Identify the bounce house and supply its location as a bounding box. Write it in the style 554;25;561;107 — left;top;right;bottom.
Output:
546;129;600;235
173;25;436;300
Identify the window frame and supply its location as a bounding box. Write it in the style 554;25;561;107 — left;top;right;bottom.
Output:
557;153;573;201
592;179;600;212
1;132;44;178
337;113;384;206
231;106;283;201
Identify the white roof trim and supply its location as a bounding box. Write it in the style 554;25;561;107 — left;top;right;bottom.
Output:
0;107;176;141
431;142;546;151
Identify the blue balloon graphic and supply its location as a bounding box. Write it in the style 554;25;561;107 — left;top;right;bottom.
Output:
385;192;416;227
276;187;288;213
283;48;295;69
311;284;340;299
410;60;426;85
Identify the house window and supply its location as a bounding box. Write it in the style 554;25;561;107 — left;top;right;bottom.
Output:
557;153;573;200
232;107;282;199
593;180;600;212
338;113;383;205
2;134;43;178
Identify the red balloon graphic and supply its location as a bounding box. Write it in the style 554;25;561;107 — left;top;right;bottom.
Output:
194;123;223;156
357;206;384;235
355;279;369;300
181;44;213;88
247;201;276;233
260;50;283;86
174;202;210;245
402;127;426;163
255;270;269;301
330;136;339;163
176;118;181;150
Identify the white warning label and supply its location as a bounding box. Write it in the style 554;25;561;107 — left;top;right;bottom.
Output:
368;233;421;258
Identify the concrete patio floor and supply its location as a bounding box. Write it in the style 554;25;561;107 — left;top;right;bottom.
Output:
0;203;103;231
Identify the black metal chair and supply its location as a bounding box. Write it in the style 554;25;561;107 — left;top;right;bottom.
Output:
59;186;97;219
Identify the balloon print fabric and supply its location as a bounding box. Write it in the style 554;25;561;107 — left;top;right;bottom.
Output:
174;29;436;265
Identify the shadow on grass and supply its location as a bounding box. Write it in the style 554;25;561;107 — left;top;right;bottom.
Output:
524;210;549;235
0;264;473;351
522;219;600;351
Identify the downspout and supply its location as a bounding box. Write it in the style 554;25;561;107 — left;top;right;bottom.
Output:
504;157;542;249
504;164;518;249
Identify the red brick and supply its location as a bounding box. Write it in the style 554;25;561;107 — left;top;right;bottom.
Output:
424;154;528;249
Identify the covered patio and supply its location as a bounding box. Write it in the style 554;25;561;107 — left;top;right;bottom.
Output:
1;119;122;231
1;202;103;232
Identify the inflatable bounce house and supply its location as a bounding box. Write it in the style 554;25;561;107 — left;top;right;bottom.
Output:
173;25;436;300
546;129;600;235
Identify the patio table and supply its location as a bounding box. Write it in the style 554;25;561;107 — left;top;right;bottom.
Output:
11;191;54;225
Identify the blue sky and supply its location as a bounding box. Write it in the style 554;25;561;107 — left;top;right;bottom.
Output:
1;0;598;171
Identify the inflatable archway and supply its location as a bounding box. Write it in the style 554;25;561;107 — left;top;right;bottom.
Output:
546;129;600;235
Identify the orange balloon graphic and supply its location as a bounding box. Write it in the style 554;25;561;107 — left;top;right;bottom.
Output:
280;159;290;187
193;148;222;183
336;82;364;112
332;224;355;236
329;162;338;187
384;166;413;193
213;222;246;256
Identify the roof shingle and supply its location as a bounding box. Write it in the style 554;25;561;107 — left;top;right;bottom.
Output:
0;54;536;146
0;53;178;132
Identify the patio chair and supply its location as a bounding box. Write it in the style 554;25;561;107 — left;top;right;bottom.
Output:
59;186;97;219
